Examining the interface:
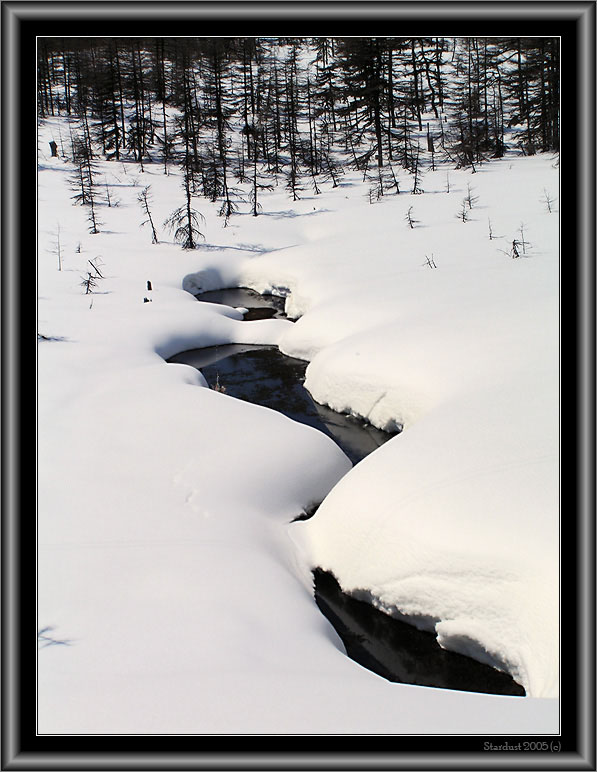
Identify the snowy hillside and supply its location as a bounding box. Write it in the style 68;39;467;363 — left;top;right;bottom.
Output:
37;113;558;734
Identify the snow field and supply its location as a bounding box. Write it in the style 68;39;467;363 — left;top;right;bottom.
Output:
37;116;559;733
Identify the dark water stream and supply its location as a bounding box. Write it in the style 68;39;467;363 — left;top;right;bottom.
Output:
171;287;395;465
314;569;525;696
168;342;393;466
170;286;525;697
196;287;287;321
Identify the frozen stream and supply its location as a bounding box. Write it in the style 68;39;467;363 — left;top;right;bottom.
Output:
168;287;526;697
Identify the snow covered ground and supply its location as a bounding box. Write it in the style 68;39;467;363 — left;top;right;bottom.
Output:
37;116;559;733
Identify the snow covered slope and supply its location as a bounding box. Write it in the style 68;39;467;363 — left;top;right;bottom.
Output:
37;116;559;733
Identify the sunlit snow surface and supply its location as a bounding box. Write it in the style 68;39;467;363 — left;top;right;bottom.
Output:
37;116;558;733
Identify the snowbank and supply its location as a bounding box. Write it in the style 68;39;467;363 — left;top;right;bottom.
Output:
235;155;559;698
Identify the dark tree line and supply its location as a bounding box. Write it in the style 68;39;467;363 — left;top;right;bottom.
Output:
38;37;559;226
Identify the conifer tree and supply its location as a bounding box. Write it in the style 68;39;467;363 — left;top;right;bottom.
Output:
71;134;100;233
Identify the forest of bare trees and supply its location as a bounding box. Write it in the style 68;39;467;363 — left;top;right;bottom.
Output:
38;37;559;234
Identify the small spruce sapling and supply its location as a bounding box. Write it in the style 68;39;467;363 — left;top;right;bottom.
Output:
104;177;112;208
374;165;401;198
311;166;321;196
219;194;239;227
458;200;469;222
542;189;556;213
411;146;424;194
518;223;530;255
71;135;101;234
80;272;98;294
164;207;205;249
250;157;274;215
405;206;419;229
80;257;104;294
321;152;343;189
488;218;503;240
138;186;159;244
87;204;101;235
465;183;479;209
102;176;120;208
386;163;400;194
367;171;384;203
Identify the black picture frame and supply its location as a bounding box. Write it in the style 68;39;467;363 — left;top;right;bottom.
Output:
2;2;595;768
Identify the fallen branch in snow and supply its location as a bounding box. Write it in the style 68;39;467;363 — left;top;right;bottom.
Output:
88;256;105;279
38;626;73;648
498;238;531;259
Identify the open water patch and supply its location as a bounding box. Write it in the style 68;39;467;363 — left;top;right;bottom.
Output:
171;286;397;465
196;287;287;321
314;569;526;696
168;343;394;465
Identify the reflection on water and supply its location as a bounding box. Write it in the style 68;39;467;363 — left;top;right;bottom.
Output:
168;344;395;465
314;569;526;696
196;288;287;321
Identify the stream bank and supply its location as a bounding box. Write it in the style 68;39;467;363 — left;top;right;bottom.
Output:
170;286;526;697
